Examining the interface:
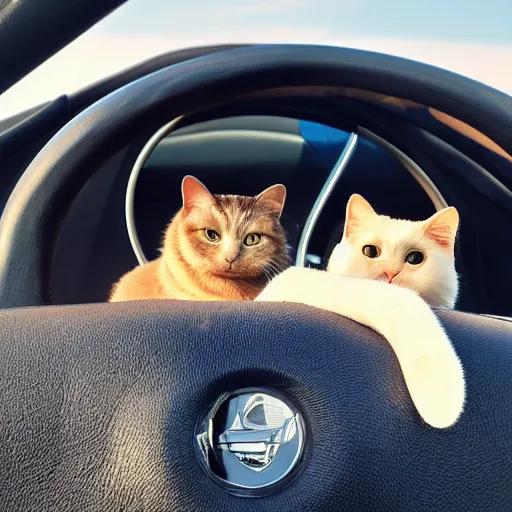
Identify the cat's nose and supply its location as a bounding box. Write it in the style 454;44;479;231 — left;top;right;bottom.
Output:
223;243;241;264
383;270;399;283
224;251;240;264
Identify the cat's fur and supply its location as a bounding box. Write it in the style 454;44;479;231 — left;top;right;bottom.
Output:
327;194;460;308
256;195;464;428
256;266;465;429
109;176;291;302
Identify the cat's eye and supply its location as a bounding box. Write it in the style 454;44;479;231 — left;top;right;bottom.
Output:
204;229;221;242
405;251;424;265
243;233;261;247
362;245;379;258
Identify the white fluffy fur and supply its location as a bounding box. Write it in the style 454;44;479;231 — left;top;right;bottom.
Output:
256;266;465;429
327;194;460;308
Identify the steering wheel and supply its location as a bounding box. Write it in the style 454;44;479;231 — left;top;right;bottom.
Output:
1;44;512;511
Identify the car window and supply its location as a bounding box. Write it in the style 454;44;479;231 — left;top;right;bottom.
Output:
0;0;510;121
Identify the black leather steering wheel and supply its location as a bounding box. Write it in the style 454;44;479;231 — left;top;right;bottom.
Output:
0;44;512;511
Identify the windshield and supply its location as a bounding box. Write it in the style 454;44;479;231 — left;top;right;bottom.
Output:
0;0;510;121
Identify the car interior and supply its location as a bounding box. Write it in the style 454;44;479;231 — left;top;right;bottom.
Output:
2;77;511;316
1;1;512;510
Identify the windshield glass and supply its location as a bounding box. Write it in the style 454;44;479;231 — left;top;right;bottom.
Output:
0;0;510;121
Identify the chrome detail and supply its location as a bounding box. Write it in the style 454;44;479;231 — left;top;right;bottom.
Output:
196;390;305;496
296;127;449;268
358;127;448;211
125;116;184;266
295;132;359;267
481;313;512;322
305;253;322;265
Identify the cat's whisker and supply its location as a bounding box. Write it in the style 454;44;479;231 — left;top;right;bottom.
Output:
263;266;276;280
264;260;284;282
265;263;277;275
263;269;274;283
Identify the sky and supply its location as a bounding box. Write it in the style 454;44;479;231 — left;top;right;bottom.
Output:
0;0;511;119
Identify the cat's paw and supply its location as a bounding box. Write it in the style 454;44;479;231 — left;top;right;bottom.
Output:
256;267;466;429
361;284;466;429
404;348;465;429
255;266;312;302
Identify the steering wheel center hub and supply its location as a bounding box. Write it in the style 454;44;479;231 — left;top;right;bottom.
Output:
196;390;306;496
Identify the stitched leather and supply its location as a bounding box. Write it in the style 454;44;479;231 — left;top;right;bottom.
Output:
0;44;511;308
0;301;511;510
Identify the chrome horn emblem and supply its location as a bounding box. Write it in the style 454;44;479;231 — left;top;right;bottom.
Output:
218;393;298;471
196;390;305;496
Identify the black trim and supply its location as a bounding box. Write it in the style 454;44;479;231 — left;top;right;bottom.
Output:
69;44;249;115
0;0;128;95
0;96;69;159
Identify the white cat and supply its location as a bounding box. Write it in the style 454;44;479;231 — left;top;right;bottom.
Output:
327;194;459;309
255;196;465;429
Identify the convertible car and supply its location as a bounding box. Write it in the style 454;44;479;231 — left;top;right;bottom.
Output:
0;0;511;510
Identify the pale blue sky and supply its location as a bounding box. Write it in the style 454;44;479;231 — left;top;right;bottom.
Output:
95;0;512;44
0;0;511;119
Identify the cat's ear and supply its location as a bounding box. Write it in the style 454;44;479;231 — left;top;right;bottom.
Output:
255;184;287;218
424;207;459;252
343;194;377;238
181;175;215;212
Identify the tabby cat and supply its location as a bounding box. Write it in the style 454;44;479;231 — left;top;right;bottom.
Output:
109;175;291;302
